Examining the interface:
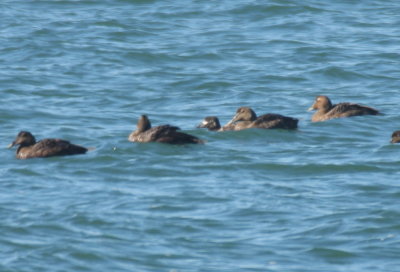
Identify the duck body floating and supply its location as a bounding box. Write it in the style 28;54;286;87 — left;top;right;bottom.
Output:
129;115;204;144
308;95;380;122
225;107;298;130
8;131;88;159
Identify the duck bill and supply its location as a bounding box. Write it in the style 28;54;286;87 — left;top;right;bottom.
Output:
7;142;15;149
197;121;208;128
307;103;316;112
226;114;239;125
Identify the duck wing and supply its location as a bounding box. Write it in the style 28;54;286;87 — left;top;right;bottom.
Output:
254;114;298;129
328;103;379;118
141;125;178;142
156;131;203;144
129;125;179;142
29;138;87;158
152;125;203;144
132;125;204;144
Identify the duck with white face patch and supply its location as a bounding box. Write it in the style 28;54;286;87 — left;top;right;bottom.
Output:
197;116;223;131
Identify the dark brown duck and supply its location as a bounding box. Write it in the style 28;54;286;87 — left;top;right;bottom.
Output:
308;95;379;122
8;131;88;159
129;115;204;144
391;131;400;143
197;116;238;131
224;107;298;130
197;116;222;131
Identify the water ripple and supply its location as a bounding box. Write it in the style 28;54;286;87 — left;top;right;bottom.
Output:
2;1;400;271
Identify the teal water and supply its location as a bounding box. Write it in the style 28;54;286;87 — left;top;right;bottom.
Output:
1;0;400;271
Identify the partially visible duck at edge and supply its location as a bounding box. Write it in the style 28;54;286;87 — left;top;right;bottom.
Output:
391;130;400;143
129;115;204;144
308;95;380;122
8;131;88;159
223;107;298;130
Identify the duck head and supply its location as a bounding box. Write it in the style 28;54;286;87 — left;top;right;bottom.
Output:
226;107;257;125
391;131;400;143
197;116;221;131
308;96;333;112
136;115;152;132
8;131;36;148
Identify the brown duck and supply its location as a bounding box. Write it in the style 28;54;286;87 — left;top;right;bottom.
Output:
223;107;298;130
8;131;88;159
308;95;379;122
129;115;204;144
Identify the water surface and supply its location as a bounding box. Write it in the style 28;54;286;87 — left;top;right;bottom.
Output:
1;0;400;271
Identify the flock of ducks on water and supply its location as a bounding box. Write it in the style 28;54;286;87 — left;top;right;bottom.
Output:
7;95;400;159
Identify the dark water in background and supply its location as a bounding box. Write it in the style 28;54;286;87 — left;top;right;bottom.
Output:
1;0;400;271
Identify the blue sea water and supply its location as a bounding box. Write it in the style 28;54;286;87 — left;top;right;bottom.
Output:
1;0;400;271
